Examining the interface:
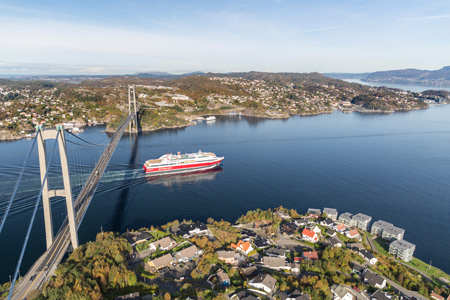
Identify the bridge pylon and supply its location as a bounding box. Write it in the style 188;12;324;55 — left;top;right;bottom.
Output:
128;85;138;133
36;125;79;250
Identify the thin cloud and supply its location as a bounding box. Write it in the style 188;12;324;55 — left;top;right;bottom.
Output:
303;25;347;33
400;14;450;22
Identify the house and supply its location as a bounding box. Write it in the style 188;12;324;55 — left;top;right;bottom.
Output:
320;218;335;227
147;253;174;270
389;239;415;262
338;213;353;226
216;269;230;287
307;208;321;217
351;213;372;231
328;237;343;248
248;273;277;294
359;250;378;265
363;270;386;289
281;221;298;235
265;248;287;258
290;262;301;274
371;290;391;300
278;289;311;300
326;229;336;237
253;237;270;249
173;245;202;262
231;240;254;255
240;266;259;279
307;225;321;234
371;220;405;241
217;250;239;265
115;292;141;300
263;256;287;270
126;231;152;247
346;229;361;240
174;222;208;238
382;226;405;241
347;243;364;251
331;284;356;300
294;218;310;227
430;293;445;300
302;228;319;243
302;251;319;261
334;223;347;233
323;208;338;221
149;236;176;251
351;263;365;275
370;220;394;236
234;291;261;300
240;229;256;241
275;210;291;220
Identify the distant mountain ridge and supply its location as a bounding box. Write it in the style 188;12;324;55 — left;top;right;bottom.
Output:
129;71;206;79
325;66;450;87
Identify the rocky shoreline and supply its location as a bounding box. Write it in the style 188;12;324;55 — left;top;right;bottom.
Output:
0;129;26;141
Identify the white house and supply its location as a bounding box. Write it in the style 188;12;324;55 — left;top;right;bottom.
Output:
248;274;277;294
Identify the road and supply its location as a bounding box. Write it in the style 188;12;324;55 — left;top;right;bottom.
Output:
10;109;138;300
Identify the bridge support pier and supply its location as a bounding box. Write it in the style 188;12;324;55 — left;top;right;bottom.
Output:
37;126;79;250
128;85;138;133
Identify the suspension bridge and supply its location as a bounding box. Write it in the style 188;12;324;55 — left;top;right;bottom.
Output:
0;86;139;300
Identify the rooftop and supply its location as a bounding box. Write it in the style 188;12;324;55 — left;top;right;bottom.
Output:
323;208;338;215
390;239;416;250
352;213;372;222
339;212;353;220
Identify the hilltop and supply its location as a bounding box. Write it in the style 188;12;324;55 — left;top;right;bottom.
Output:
326;66;450;87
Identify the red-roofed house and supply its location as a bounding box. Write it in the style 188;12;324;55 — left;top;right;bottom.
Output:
231;240;254;255
431;293;445;300
302;228;319;243
346;229;361;239
302;251;319;261
334;223;347;233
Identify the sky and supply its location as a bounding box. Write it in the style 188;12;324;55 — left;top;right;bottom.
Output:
1;0;450;75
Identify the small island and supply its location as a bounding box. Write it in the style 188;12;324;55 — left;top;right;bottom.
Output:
1;73;448;140
2;206;449;300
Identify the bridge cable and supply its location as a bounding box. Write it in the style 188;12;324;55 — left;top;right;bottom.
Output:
7;130;60;300
64;129;111;146
0;134;37;237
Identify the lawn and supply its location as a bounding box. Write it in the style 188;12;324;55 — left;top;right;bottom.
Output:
372;238;390;256
406;258;450;285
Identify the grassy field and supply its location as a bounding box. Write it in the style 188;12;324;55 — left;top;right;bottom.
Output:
406;258;450;285
372;238;390;256
372;237;450;285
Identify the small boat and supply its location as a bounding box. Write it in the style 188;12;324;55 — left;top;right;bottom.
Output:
197;116;205;121
205;116;216;121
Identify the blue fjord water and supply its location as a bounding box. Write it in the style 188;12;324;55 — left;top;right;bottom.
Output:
1;105;450;282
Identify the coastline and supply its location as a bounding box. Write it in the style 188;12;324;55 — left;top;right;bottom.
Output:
101;105;427;135
0;105;430;141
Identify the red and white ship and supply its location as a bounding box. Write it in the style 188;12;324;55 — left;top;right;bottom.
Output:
143;150;224;174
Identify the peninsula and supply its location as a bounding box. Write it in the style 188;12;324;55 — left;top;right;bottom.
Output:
2;207;449;300
1;72;448;140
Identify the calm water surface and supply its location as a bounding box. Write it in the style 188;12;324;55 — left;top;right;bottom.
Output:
1;105;450;282
343;79;450;92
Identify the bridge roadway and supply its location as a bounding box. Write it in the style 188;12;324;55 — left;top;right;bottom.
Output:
11;109;138;300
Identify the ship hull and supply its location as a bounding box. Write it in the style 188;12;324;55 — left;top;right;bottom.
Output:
143;158;223;175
